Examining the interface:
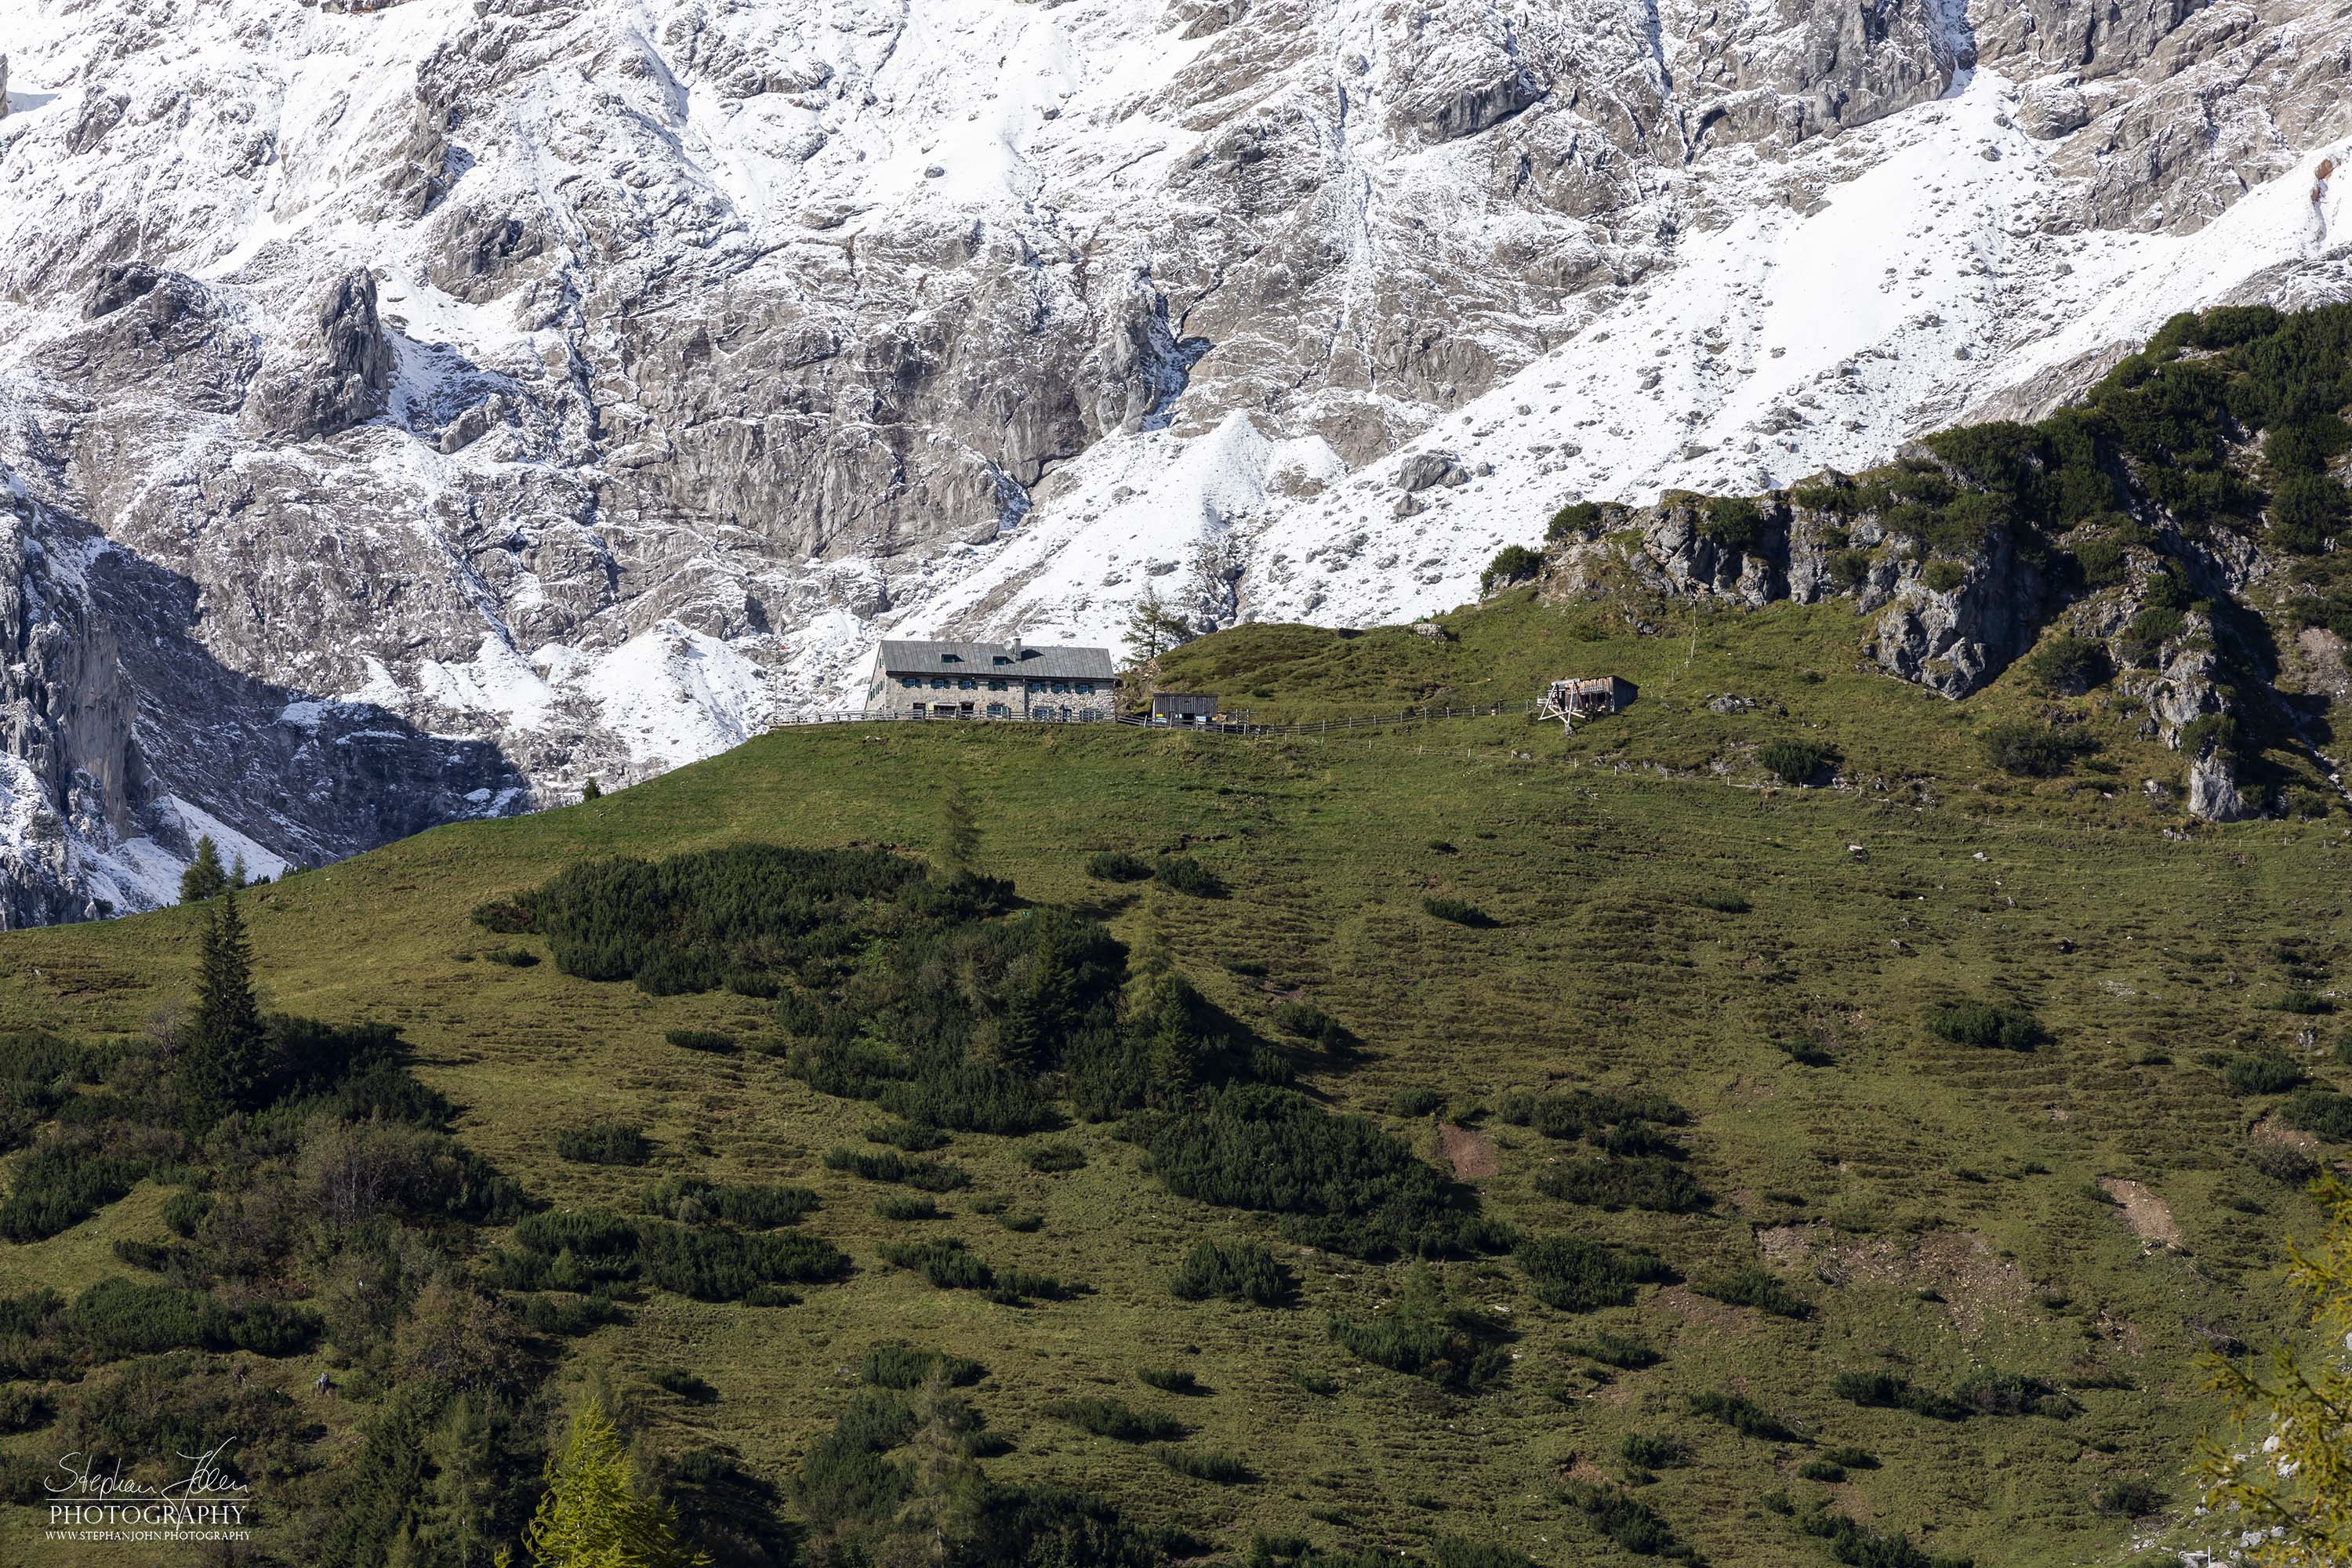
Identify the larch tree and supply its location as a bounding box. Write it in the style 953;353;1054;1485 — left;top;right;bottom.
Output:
938;777;980;875
521;1396;706;1568
180;835;230;903
1123;588;1192;665
2198;1176;2352;1563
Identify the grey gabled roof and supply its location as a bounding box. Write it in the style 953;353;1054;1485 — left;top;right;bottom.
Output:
873;640;1116;681
1152;692;1219;713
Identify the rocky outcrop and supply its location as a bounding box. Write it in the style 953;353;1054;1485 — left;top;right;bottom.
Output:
2014;78;2090;140
1552;490;2049;699
1693;0;1974;150
426;203;552;303
0;496;151;925
239;269;391;441
1675;499;1790;606
1399;452;1472;494
1543;475;2293;822
1871;529;2054;698
0;485;528;927
43;264;260;413
1388;20;1550;144
2187;744;2250;822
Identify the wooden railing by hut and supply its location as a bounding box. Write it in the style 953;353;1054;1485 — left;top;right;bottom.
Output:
769;701;1543;738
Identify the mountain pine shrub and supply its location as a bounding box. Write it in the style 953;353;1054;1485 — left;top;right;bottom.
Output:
1694;1267;1810;1319
1515;1236;1639;1312
1170;1240;1296;1306
1699;496;1764;553
1758;738;1835;785
1479;545;1544;593
554;1121;651;1166
2223;1054;2305;1095
1922;1000;2045;1051
1979;720;2097;777
1046;1396;1184;1442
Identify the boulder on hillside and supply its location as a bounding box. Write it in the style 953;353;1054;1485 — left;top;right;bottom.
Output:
2187;747;2249;822
1398;451;1470;492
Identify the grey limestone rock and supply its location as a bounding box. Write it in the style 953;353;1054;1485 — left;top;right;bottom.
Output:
1870;535;2051;699
239;270;392;441
2187;746;2250;822
0;488;528;927
1398;452;1471;492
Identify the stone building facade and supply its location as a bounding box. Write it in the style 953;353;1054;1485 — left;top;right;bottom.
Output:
863;641;1116;721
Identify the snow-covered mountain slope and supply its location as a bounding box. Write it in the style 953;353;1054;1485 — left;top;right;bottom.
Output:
933;67;2352;668
2;0;2349;922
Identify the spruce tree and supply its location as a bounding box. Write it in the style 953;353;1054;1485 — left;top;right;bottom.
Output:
179;891;267;1131
419;1393;505;1568
581;778;603;803
179;835;229;903
1131;972;1203;1105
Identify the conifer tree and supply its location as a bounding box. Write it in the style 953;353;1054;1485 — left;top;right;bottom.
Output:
1130;971;1203;1105
419;1393;506;1568
178;891;267;1131
938;778;979;875
581;778;603;803
2200;1176;2352;1562
1123;588;1192;665
874;1374;987;1568
522;1396;706;1568
179;835;229;903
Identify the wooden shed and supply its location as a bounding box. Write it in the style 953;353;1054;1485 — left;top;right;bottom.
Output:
1151;692;1221;725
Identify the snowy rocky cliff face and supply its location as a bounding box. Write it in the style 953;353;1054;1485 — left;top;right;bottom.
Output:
2;0;2350;920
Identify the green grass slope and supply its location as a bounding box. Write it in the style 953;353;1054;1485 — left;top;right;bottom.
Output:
2;587;2346;1568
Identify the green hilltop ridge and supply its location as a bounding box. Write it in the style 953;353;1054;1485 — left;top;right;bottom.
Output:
0;306;2349;1568
1360;302;2349;826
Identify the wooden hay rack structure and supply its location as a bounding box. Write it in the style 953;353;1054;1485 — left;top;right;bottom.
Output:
1539;675;1638;732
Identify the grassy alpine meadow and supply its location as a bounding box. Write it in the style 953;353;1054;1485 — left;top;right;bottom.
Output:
0;588;2346;1568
